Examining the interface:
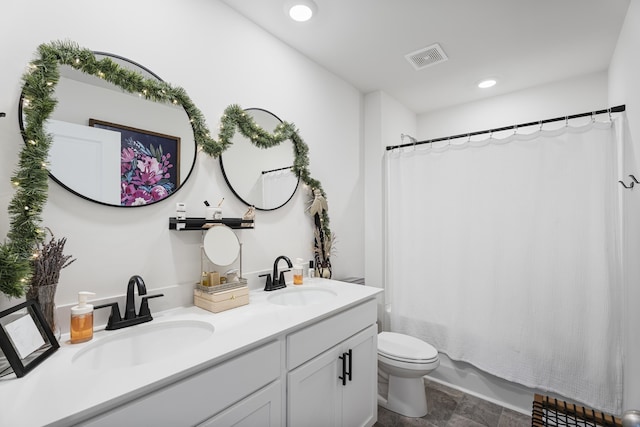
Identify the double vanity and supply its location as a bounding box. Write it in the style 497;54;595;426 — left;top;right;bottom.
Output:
0;279;382;427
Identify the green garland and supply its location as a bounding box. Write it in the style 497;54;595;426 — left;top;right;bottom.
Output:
215;105;334;275
1;40;332;298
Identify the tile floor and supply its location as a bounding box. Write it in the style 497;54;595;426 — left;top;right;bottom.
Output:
374;379;532;427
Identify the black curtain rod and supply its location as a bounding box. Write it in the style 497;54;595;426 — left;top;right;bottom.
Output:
386;104;626;151
261;165;293;175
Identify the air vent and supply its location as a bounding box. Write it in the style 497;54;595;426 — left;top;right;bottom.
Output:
405;43;448;70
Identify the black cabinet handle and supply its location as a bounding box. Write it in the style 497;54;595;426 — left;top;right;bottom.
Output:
346;349;353;382
338;352;347;386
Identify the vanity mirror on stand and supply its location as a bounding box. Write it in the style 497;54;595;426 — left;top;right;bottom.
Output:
194;225;249;313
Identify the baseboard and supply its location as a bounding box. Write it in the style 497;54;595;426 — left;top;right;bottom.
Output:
426;354;535;416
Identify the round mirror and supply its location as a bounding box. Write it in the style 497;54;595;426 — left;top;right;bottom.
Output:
220;108;299;211
19;52;197;207
203;225;240;266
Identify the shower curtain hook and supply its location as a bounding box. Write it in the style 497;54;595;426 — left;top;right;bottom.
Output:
608;108;612;122
513;125;518;135
467;133;471;143
565;116;569;127
591;112;596;123
539;120;543;131
619;180;634;189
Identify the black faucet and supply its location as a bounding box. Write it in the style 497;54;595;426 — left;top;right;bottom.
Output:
125;275;146;320
95;275;164;330
260;255;292;291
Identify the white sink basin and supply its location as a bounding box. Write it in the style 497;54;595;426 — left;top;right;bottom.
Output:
72;319;215;370
267;287;337;306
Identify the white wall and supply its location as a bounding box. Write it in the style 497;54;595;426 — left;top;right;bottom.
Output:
417;71;609;141
363;91;416;329
0;0;364;318
609;0;640;412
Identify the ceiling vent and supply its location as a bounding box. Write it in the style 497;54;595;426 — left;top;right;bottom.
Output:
405;43;448;70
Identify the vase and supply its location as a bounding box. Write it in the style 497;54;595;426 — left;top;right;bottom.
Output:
35;284;61;340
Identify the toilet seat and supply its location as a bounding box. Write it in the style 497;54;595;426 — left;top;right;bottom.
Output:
378;332;438;363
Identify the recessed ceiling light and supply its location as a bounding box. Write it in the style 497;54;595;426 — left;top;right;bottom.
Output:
478;79;497;89
286;0;317;22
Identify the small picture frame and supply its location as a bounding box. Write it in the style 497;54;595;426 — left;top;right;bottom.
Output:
0;300;59;378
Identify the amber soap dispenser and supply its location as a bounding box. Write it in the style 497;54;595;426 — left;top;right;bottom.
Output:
70;291;95;344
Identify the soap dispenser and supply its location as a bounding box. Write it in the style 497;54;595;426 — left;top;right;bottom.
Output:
70;291;96;344
293;258;304;285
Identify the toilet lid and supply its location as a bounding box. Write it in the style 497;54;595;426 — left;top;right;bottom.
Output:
378;332;438;362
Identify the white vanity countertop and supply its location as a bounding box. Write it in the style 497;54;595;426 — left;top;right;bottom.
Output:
0;279;382;427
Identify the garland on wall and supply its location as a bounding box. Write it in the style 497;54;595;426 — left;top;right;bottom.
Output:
214;105;334;278
1;40;333;297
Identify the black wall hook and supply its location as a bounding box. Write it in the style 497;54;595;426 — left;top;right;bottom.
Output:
0;112;6;118
619;175;639;189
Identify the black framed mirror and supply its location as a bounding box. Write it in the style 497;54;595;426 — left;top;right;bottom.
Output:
219;108;299;211
18;52;197;207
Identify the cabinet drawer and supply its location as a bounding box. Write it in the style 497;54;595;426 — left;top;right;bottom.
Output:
83;340;281;427
198;381;282;427
287;299;376;370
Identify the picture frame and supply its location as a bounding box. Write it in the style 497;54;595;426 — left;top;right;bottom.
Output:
89;119;181;206
0;300;60;378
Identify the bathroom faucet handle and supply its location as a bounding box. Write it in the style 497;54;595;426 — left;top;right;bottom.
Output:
278;269;290;287
94;302;122;330
139;294;164;318
259;273;272;291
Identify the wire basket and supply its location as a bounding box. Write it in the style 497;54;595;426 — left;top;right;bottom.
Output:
532;394;621;427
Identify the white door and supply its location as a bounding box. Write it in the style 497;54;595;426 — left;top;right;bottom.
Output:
46;119;120;204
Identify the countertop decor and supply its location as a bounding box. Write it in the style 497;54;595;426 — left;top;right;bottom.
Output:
25;228;76;335
0;278;382;426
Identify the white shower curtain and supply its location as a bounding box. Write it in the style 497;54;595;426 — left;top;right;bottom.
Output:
385;118;624;414
261;168;297;207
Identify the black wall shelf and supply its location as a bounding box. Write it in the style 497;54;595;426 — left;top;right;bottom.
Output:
169;217;254;231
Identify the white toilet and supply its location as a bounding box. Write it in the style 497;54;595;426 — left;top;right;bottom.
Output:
377;331;440;418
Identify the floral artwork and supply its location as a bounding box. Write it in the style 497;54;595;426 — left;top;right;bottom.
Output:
89;119;180;206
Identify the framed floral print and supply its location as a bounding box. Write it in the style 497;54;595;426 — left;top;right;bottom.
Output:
89;119;181;206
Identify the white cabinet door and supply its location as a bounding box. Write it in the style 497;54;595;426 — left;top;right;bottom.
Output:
288;345;342;427
198;381;282;427
341;324;377;427
287;324;377;427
